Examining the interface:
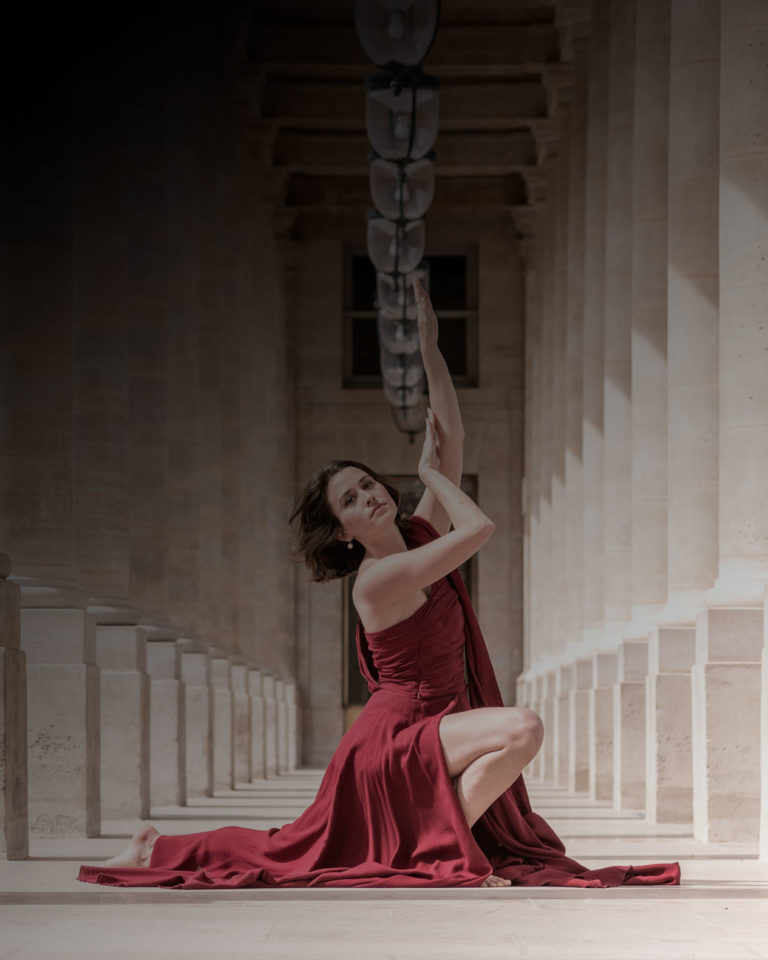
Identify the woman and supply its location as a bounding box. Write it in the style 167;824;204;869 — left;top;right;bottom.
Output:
79;280;679;889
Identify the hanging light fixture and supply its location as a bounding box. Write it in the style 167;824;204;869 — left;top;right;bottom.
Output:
369;155;435;221
365;74;439;161
355;0;441;442
376;265;430;320
366;214;426;274
354;0;441;69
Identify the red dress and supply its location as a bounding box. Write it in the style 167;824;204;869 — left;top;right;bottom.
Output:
78;516;680;888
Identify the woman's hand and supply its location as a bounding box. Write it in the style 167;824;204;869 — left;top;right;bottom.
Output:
413;277;438;353
418;408;441;482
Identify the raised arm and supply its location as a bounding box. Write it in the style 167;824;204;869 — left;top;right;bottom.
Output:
354;411;493;611
411;277;464;536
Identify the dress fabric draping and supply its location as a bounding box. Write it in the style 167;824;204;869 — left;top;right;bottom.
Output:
78;515;680;889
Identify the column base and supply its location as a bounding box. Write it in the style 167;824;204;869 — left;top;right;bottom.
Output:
0;646;28;859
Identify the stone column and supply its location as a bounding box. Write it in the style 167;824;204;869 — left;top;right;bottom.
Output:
565;36;588;655
23;597;100;836
96;623;150;819
531;675;545;780
548;104;571;662
693;608;762;842
231;660;251;785
581;0;610;649
1;57;99;839
589;652;617;801
285;680;298;771
146;636;185;809
569;658;592;792
602;0;636;640
542;670;557;783
262;673;278;778
180;642;211;799
248;667;267;781
556;666;573;786
629;0;670;633
613;640;647;810
663;0;719;624
761;587;768;860
275;679;289;775
692;0;768;846
0;556;27;859
646;625;695;823
521;242;539;671
707;0;768;607
537;209;555;664
209;649;234;792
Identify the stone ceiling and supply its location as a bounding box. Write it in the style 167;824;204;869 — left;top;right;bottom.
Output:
246;1;588;238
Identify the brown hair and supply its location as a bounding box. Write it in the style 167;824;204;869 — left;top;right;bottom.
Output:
289;459;409;582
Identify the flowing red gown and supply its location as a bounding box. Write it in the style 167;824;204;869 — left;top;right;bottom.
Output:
78;516;680;889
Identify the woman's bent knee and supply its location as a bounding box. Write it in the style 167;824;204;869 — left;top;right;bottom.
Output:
504;707;543;758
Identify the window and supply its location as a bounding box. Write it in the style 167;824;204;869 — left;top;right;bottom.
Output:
342;474;478;730
343;246;478;389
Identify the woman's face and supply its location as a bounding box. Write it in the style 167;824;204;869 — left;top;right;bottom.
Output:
326;466;396;544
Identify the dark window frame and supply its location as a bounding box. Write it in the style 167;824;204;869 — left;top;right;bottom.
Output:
342;243;479;390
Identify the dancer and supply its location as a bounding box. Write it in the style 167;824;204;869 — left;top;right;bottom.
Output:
79;280;679;889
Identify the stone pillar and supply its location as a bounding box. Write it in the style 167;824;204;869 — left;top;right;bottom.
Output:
707;0;768;607
693;608;763;841
556;666;573;786
537;210;555;664
662;0;719;624
542;671;557;783
262;673;278;779
581;0;609;648
248;667;267;781
565;37;588;655
96;623;150;819
629;0;670;633
275;679;289;775
602;0;636;640
231;660;251;785
285;680;298;771
146;636;185;808
761;587;768;860
589;652;617;801
613;640;647;810
569;659;592;792
0;556;27;858
531;675;545;780
22;597;100;836
180;642;211;799
548;111;570;662
646;625;695;823
209;649;233;792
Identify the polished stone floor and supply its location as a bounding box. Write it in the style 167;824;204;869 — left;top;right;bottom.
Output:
1;772;766;959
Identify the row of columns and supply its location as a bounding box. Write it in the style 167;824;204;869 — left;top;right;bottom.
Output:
1;556;299;857
521;0;768;853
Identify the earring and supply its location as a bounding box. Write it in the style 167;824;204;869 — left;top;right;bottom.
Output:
347;540;354;550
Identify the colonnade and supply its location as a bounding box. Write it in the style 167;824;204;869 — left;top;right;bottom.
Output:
0;9;303;859
520;0;768;854
0;556;299;858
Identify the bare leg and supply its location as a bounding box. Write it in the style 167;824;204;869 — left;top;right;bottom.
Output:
101;824;160;868
439;706;543;888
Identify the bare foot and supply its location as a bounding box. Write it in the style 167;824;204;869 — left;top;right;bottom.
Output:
101;825;159;868
482;874;512;888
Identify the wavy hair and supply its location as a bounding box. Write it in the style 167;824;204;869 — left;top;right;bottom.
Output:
289;459;409;582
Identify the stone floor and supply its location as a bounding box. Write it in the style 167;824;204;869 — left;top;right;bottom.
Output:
2;772;767;960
